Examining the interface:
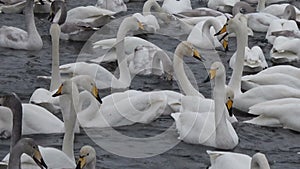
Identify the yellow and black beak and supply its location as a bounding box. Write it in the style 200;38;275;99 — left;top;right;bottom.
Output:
209;69;217;80
76;156;86;169
32;149;48;169
138;22;144;30
226;98;233;117
92;85;102;104
222;38;228;52
52;84;63;97
214;24;227;36
193;49;205;61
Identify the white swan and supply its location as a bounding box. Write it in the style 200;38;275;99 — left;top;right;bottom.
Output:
96;0;127;13
257;0;300;18
207;150;270;169
270;35;300;63
245;98;300;132
187;17;225;50
50;0;116;41
217;14;300;112
59;16;152;89
76;145;96;169
208;0;239;13
230;46;268;73
171;62;239;149
76;41;203;128
162;0;192;14
0;0;42;50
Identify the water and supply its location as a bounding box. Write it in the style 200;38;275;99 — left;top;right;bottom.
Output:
0;0;300;168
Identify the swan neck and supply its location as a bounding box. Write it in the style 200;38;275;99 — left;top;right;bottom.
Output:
173;45;203;97
86;157;96;169
8;142;23;169
228;20;247;95
257;0;265;12
79;92;100;119
251;153;270;169
202;19;220;43
25;0;38;37
214;70;226;128
153;50;173;74
143;0;162;15
10;101;22;154
116;17;138;85
50;24;61;91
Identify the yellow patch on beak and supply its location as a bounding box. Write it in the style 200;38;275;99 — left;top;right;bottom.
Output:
138;22;144;30
214;24;227;36
76;157;86;169
226;99;233;110
209;69;217;79
193;49;204;61
34;150;42;161
223;39;228;51
92;85;102;104
52;84;63;97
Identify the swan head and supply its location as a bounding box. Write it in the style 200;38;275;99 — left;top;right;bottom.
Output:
16;138;48;169
48;0;67;25
178;41;204;61
76;145;96;169
225;86;234;117
209;62;225;80
283;5;296;20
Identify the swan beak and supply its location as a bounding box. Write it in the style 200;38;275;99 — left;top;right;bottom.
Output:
214;24;227;36
76;156;86;169
193;49;205;61
52;84;63;97
222;39;228;51
209;69;217;80
226;99;233;117
92;86;102;104
138;22;144;30
33;149;48;169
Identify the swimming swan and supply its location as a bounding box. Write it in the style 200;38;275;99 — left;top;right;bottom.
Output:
0;0;42;50
207;150;270;169
245;98;300;132
96;0;127;13
171;62;239;149
76;145;96;169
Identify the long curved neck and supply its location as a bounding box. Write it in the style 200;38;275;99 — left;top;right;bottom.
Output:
143;0;162;15
61;84;79;163
173;45;204;97
25;0;39;39
115;17;137;86
9;98;22;155
228;19;248;95
202;18;220;44
251;154;270;169
50;24;61;91
152;50;173;74
8;141;23;169
257;0;266;12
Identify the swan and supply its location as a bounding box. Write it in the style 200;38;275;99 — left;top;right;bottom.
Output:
216;14;300;112
207;150;270;169
161;0;192;14
142;0;174;24
171;62;239;149
230;46;268;73
76;145;96;169
0;0;42;50
270;35;300;63
0;0;49;14
76;41;203;128
59;16;152;89
96;0;127;13
0;93;49;169
244;98;300;132
187;17;225;50
257;0;300;18
29;23;62;113
208;0;239;13
50;0;117;41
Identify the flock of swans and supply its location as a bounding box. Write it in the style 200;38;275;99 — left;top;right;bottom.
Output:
0;0;299;168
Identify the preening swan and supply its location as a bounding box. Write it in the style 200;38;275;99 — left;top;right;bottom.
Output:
162;0;192;14
76;145;96;169
245;98;300;132
171;62;238;149
207;150;270;169
0;0;42;50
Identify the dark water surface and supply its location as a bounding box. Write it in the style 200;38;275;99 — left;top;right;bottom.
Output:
0;0;300;168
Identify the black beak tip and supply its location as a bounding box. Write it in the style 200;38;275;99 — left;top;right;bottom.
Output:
97;96;103;104
76;161;81;169
203;75;210;83
52;93;59;97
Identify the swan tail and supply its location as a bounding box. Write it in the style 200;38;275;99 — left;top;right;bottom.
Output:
244;116;282;127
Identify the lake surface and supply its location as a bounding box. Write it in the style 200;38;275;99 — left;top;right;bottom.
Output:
0;0;300;168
